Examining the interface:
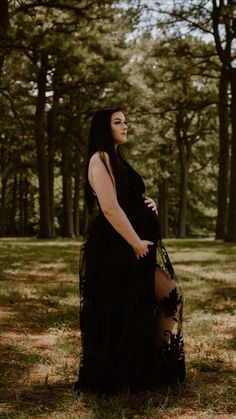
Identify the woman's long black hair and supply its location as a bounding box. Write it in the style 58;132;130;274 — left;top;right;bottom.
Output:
85;107;128;214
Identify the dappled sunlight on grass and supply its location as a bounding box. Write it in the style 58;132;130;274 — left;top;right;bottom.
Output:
0;238;81;287
0;237;235;418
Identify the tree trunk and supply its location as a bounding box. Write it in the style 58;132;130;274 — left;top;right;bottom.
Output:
9;173;17;236
19;173;24;236
35;52;52;238
176;115;191;238
0;140;7;236
19;175;29;236
62;145;74;237
47;110;55;237
0;0;9;236
226;67;236;242
178;158;189;239
47;65;62;237
158;178;169;238
0;0;9;74
23;177;29;236
73;159;80;237
0;175;7;237
81;204;89;237
215;65;229;239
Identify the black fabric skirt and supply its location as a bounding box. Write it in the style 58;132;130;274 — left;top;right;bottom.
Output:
74;211;185;395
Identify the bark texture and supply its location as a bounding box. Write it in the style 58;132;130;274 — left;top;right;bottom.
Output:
35;52;52;238
226;67;236;241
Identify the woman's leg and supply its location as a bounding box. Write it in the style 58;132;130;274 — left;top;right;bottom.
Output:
154;266;183;345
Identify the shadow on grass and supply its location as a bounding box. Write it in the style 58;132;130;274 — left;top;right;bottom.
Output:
166;238;236;253
35;303;80;330
2;373;235;419
77;365;235;418
0;283;79;304
0;300;80;334
0;238;82;283
188;358;234;374
0;344;41;385
79;384;185;419
227;332;236;351
174;258;236;269
0;341;43;414
0;382;75;418
186;284;236;315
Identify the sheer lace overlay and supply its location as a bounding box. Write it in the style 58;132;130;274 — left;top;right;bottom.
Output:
74;159;185;394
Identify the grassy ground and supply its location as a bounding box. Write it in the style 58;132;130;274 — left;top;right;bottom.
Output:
0;237;235;419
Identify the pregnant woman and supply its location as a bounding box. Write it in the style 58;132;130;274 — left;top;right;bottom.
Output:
74;108;185;395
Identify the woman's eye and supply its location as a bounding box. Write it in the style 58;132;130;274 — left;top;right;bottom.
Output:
113;121;128;125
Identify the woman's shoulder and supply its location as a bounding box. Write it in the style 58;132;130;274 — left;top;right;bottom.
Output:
89;151;110;166
89;152;113;177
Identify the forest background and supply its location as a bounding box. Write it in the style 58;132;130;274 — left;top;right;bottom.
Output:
1;0;236;242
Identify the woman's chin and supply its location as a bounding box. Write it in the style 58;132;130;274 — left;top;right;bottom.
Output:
116;138;127;145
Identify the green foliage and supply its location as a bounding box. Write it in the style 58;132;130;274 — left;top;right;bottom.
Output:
0;0;227;238
124;33;219;236
0;0;137;237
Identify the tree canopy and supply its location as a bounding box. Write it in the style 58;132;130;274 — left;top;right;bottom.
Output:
0;0;236;241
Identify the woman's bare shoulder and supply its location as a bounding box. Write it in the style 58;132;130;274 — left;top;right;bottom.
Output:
89;151;110;167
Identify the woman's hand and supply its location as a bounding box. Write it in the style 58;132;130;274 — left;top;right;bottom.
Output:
133;240;154;259
144;196;158;214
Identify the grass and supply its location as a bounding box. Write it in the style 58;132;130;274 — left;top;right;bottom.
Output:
0;237;235;418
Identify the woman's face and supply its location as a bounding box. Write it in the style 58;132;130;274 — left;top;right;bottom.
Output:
110;111;128;145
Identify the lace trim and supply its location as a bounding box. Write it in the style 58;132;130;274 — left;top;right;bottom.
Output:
157;239;176;280
159;287;183;321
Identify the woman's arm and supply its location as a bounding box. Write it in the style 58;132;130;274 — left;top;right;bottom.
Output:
89;152;153;258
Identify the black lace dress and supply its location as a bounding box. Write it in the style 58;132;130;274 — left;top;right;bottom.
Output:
74;158;185;395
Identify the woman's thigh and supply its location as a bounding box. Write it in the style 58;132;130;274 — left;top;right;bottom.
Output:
154;266;181;301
